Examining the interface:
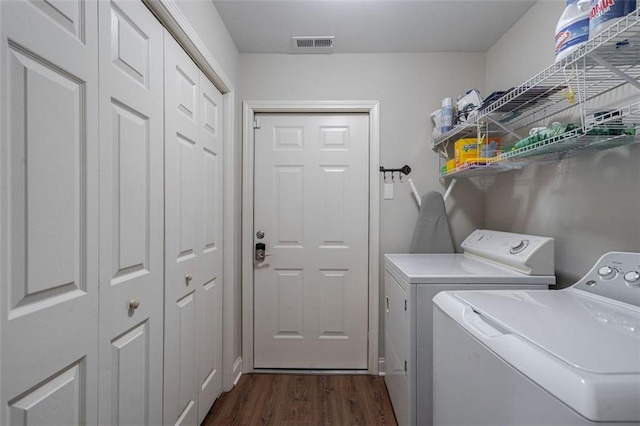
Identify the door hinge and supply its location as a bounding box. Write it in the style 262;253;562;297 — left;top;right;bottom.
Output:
404;300;407;311
253;117;261;129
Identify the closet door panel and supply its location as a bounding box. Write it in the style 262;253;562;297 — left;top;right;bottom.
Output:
98;0;164;424
0;0;99;423
164;33;201;426
197;75;224;423
165;31;225;424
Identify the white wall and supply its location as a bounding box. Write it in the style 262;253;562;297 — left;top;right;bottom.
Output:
485;0;564;93
173;0;238;85
238;52;487;358
485;0;640;286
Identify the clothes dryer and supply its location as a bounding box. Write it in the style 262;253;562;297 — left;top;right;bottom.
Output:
384;229;556;426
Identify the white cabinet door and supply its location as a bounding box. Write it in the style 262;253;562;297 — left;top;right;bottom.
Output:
97;1;164;424
0;0;100;423
163;32;224;426
384;271;410;426
253;114;370;369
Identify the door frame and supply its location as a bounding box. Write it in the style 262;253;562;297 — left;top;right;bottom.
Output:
242;100;380;374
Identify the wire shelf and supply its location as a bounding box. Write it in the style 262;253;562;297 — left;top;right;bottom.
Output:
436;8;640;178
495;102;638;167
439;163;505;179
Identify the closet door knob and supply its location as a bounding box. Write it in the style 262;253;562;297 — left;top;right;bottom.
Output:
129;298;140;310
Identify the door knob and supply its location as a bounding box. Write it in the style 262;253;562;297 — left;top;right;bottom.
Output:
129;297;140;310
185;272;193;284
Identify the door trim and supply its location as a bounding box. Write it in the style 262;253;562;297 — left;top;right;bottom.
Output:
242;101;380;374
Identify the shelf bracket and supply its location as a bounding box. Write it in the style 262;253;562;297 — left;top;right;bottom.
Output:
590;53;640;91
443;178;457;202
408;178;457;206
484;115;523;140
408;178;422;207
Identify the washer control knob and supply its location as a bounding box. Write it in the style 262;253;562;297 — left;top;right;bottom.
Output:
509;240;529;254
624;271;640;286
598;266;616;280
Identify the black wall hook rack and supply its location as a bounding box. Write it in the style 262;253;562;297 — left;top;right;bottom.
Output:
380;165;411;181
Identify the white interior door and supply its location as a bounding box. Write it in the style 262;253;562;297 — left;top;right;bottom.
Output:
164;32;224;425
97;1;164;424
253;113;370;369
0;0;100;423
196;73;224;423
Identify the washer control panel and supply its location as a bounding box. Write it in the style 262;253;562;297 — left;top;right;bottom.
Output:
574;252;640;307
461;229;554;275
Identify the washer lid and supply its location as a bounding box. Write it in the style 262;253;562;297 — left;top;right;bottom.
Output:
384;254;554;285
453;289;640;374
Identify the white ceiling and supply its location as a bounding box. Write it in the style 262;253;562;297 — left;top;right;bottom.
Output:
212;0;537;54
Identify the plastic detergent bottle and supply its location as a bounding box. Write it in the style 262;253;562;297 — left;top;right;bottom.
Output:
555;0;590;62
586;0;637;38
441;98;453;134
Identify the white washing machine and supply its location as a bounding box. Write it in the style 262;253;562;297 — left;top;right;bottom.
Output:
384;229;556;426
433;251;640;425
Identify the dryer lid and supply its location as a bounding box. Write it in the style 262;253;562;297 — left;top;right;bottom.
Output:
384;254;554;285
453;289;640;374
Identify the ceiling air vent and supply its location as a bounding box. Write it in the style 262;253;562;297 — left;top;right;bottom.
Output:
292;36;335;53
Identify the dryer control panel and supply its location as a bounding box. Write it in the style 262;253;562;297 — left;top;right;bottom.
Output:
461;229;554;276
574;251;640;307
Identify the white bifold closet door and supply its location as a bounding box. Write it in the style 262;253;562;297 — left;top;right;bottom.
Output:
163;33;224;426
97;0;165;425
0;0;100;424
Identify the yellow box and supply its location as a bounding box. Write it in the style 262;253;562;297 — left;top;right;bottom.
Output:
454;138;480;167
446;159;455;172
455;136;501;166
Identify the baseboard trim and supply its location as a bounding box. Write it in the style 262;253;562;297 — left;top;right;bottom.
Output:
253;369;370;375
232;357;243;386
378;357;386;376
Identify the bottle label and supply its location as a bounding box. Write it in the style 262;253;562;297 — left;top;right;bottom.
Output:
590;0;637;30
556;18;590;55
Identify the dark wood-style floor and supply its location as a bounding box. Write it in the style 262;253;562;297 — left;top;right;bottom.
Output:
203;374;398;425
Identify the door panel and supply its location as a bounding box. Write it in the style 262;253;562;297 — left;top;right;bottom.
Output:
0;0;99;423
253;114;369;369
177;292;197;416
110;102;149;281
177;135;198;259
164;34;201;426
197;76;223;423
110;321;150;425
98;0;164;424
9;360;85;425
9;45;85;308
164;33;224;425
